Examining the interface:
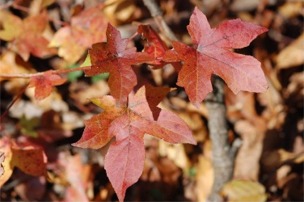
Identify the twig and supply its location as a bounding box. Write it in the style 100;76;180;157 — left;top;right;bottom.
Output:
142;2;235;201
0;84;29;124
0;72;44;79
142;0;177;41
12;4;30;13
0;1;29;13
0;66;91;79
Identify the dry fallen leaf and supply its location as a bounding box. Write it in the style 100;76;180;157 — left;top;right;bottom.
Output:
15;176;46;201
103;0;139;25
278;1;303;19
230;0;260;12
261;149;302;172
0;11;56;61
70;80;110;104
195;141;213;202
49;3;108;63
233;119;266;180
276;33;304;69
221;180;267;202
62;154;90;202
0;51;34;82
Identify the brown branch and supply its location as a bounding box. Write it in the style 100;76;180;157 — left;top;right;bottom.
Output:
0;84;29;124
142;0;177;41
142;2;235;201
120;11;191;38
0;73;43;79
205;76;235;202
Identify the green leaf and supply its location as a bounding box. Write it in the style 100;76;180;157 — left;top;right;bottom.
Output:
68;70;83;82
91;73;110;83
66;62;83;82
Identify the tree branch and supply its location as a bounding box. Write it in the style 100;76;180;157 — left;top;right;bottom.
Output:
142;0;177;41
0;84;29;123
205;76;234;202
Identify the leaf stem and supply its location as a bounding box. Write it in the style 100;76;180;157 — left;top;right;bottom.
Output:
0;66;91;79
0;1;29;12
0;84;29;124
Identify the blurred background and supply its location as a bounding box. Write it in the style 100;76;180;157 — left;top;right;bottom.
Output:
0;0;303;201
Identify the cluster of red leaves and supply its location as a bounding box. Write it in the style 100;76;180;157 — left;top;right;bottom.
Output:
72;7;266;201
0;5;267;202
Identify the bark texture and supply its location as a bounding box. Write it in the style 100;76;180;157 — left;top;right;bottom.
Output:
206;77;234;202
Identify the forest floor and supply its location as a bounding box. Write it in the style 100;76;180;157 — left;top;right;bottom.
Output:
0;0;303;201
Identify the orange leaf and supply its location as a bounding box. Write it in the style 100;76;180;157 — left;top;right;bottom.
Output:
0;138;13;188
0;137;47;188
12;145;47;176
29;71;66;100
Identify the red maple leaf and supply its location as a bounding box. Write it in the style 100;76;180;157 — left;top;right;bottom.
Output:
73;85;195;201
165;7;268;106
138;25;182;71
29;71;66;100
85;24;153;105
137;24;168;66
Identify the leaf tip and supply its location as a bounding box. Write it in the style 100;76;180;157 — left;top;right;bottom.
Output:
259;26;269;35
193;6;201;14
185;136;197;145
193;101;201;109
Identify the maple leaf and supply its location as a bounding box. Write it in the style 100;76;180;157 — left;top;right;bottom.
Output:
165;7;268;106
49;4;108;63
73;85;195;201
0;137;47;188
137;25;168;66
85;23;153;105
29;71;66;100
0;11;56;61
138;25;182;71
